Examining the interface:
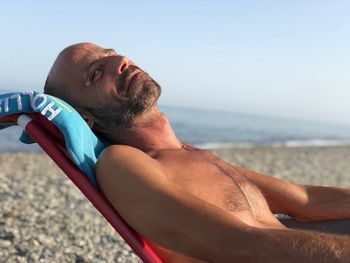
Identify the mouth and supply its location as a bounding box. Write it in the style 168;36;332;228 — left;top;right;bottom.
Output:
124;68;142;95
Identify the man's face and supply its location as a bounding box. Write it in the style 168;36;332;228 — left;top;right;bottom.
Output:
48;43;161;129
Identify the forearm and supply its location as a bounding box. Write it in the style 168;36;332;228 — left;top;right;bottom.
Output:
251;228;350;263
200;215;350;263
294;185;350;221
242;167;350;221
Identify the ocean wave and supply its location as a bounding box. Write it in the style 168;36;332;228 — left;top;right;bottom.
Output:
195;139;350;149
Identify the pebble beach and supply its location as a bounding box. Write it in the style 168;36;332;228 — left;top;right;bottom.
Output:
1;146;350;262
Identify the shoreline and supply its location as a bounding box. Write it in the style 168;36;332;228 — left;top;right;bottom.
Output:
195;140;350;150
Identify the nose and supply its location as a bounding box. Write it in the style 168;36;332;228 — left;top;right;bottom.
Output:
116;56;132;75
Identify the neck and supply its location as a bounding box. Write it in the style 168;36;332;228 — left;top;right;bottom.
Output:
106;107;182;152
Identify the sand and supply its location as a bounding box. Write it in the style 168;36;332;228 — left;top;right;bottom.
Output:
0;146;350;262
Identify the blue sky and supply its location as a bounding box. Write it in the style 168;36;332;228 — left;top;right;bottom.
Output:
1;0;350;125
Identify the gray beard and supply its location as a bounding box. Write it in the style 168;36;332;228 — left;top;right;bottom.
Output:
88;75;161;129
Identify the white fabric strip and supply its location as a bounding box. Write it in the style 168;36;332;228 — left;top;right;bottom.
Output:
17;114;33;130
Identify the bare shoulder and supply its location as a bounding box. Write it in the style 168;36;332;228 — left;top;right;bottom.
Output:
97;144;154;165
94;144;180;239
95;144;168;194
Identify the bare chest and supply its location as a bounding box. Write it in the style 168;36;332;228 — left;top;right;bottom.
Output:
148;147;271;217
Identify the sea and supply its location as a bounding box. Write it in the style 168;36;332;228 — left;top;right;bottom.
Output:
1;105;350;152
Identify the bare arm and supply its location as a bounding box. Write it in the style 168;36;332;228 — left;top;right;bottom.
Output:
96;145;350;262
242;167;350;221
296;185;350;222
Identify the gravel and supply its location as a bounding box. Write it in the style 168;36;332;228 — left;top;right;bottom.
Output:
0;153;141;263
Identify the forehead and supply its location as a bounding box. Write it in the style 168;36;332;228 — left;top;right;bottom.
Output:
69;43;114;69
54;43;115;86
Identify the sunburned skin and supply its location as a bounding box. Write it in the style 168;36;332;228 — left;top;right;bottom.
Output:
144;145;285;262
147;144;284;229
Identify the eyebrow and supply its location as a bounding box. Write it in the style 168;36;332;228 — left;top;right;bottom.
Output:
103;48;116;55
85;48;115;70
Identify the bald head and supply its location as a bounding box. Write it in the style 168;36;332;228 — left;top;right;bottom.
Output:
44;42;108;107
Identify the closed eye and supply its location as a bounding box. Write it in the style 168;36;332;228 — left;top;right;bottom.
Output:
90;65;104;83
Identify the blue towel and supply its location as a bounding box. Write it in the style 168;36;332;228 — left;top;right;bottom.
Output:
0;91;109;185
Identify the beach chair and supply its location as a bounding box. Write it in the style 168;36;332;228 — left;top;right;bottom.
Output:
0;92;163;263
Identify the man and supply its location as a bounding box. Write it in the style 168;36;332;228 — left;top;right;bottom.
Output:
44;42;350;262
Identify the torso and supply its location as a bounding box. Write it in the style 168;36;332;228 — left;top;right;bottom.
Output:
147;144;283;228
146;144;285;262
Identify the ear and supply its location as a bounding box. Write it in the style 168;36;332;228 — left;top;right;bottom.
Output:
78;110;95;129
